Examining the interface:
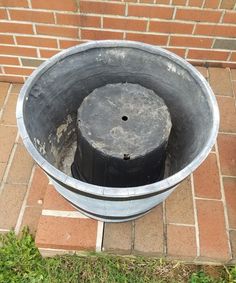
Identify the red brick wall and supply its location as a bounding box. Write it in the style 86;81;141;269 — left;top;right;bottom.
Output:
0;0;236;83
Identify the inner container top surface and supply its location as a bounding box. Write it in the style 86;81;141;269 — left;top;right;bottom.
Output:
77;83;171;159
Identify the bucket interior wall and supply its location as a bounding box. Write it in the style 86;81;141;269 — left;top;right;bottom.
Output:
23;47;213;183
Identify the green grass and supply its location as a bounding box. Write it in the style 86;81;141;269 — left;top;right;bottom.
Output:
0;228;235;283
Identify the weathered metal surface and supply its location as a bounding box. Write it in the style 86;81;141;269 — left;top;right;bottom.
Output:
16;40;219;222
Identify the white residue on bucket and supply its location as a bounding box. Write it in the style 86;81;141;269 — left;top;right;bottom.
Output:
56;114;73;143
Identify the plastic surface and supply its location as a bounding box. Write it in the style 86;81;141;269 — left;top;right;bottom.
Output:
72;83;172;187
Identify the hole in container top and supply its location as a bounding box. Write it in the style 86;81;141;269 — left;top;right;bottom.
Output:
122;116;128;121
123;154;130;160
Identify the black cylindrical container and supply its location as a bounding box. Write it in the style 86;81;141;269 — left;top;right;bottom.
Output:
72;83;172;187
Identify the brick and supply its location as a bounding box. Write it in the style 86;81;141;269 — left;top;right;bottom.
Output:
0;45;37;57
0;184;27;230
193;153;221;199
134;205;163;255
56;14;101;28
103;222;132;254
187;49;229;61
209;68;233;96
195;24;236;38
224;177;236;229
188;0;203;6
172;0;187;5
213;39;236;51
194;61;222;69
223;12;236;24
126;33;168;45
20;206;42;236
0;83;12;103
218;134;236;176
166;177;195;224
16;36;57;48
196;66;208;80
0;162;6;182
36;216;97;250
175;9;221;23
4;66;34;76
216;96;236;133
140;0;155;3
0;35;14;44
156;0;170;3
204;0;220;8
31;0;77;11
196;200;230;260
81;29;123;40
0;8;7;19
0;56;19;66
10;83;23;94
221;60;236;68
170;36;212;48
39;49;60;58
38;248;75;257
166;47;186;57
21;58;44;67
0;82;10;109
7;143;34;184
80;1;125;15
220;0;235;9
36;25;78;38
230;230;236;260
167;225;197;258
10;9;54;24
0;0;28;7
231;53;236;62
0;75;24;83
43;184;75;211
27;167;48;207
232;70;236;80
149;21;194;34
224;59;236;67
1;92;18;125
104;17;147;32
0;125;17;163
0;22;33;34
222;62;236;68
59;40;82;49
128;5;174;19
